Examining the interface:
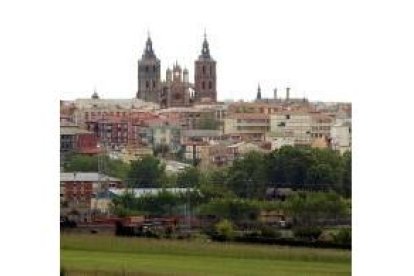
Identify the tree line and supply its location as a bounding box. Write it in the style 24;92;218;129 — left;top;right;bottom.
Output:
63;146;351;199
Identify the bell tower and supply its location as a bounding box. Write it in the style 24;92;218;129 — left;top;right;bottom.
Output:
194;32;217;103
137;33;161;103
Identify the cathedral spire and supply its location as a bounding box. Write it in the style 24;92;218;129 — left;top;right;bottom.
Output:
256;84;262;100
199;30;211;59
143;31;155;58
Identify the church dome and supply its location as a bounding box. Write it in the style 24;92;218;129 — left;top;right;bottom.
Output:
91;90;99;99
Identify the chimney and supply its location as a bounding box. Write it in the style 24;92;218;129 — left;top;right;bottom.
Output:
183;68;189;83
273;88;277;100
286;87;290;102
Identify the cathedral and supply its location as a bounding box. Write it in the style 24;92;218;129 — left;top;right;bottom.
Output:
136;33;217;107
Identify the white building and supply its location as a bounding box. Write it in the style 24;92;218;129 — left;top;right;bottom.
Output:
270;112;312;145
266;137;296;150
330;121;352;154
310;114;334;139
224;113;270;141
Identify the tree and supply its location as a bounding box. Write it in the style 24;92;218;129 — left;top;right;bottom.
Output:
111;190;138;217
266;146;346;192
214;219;235;240
176;167;201;188
64;154;129;180
285;192;349;226
306;164;335;186
227;151;267;198
199;168;234;200
309;148;344;190
64;154;98;172
266;146;315;187
341;151;352;198
198;198;261;222
111;190;202;217
105;158;130;180
127;155;165;188
136;191;181;216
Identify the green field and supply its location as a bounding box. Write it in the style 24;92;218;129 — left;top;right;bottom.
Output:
61;233;351;275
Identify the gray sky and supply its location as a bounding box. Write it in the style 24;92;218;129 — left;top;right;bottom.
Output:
51;0;368;102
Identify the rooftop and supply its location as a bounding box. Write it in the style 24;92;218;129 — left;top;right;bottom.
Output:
182;129;222;137
60;126;93;135
60;172;121;182
108;188;195;198
228;113;270;119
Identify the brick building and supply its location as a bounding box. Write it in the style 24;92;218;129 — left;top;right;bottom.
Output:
60;172;123;211
60;125;100;156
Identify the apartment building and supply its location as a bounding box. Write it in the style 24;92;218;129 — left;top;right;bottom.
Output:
310;113;335;139
60;172;123;210
270;112;312;145
224;113;270;141
330;121;352;154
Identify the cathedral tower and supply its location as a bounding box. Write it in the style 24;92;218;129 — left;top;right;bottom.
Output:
137;34;161;103
256;84;262;100
194;32;217;103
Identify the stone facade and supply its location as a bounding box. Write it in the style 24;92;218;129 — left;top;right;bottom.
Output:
137;36;161;103
136;34;217;107
194;34;216;103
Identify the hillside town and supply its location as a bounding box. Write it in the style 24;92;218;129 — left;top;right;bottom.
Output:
60;34;351;249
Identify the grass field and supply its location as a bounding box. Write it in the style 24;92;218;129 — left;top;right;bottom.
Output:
61;233;351;275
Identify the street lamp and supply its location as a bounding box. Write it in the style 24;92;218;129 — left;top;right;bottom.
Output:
93;142;102;221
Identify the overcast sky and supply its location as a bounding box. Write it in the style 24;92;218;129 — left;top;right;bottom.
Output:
27;0;393;102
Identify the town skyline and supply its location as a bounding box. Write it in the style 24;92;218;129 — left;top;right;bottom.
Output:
56;2;356;103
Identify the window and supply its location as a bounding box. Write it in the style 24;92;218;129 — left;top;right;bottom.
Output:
202;81;205;89
153;65;156;72
286;114;291;119
203;66;206;74
210;66;213;75
153;80;156;88
146;81;149;88
145;66;149;72
208;81;212;89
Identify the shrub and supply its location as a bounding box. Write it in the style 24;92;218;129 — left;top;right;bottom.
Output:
293;226;322;241
260;225;282;238
333;228;351;245
318;230;334;242
198;198;261;222
215;219;235;241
